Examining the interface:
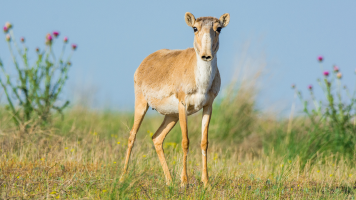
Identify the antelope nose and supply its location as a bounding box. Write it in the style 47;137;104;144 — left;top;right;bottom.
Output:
201;55;212;61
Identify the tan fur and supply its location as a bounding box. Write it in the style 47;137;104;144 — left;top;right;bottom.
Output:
135;48;220;116
122;12;230;188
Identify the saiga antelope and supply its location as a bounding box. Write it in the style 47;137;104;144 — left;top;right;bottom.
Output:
122;12;230;187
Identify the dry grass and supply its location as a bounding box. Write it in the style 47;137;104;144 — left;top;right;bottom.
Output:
1;48;356;199
1;109;356;199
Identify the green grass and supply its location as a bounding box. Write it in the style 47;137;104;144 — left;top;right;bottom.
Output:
1;105;356;199
1;78;356;199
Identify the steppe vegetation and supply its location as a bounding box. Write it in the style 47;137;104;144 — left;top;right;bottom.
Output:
1;23;356;199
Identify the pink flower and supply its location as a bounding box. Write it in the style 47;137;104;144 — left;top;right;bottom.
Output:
4;22;12;29
20;37;25;43
53;31;59;37
46;33;52;41
71;44;77;50
323;71;329;77
318;56;323;62
46;33;53;45
3;26;8;33
333;65;339;72
337;72;342;79
63;36;68;43
5;34;11;42
308;85;312;90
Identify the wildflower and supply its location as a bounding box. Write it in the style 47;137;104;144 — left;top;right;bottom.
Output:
4;22;12;29
53;31;59;37
3;26;8;33
330;174;333;177
64;147;68;150
36;48;39;52
113;162;116;164
291;188;293;191
67;61;71;66
318;56;323;62
51;191;56;194
308;85;312;90
291;84;295;89
143;155;146;158
333;65;339;72
117;142;120;144
70;149;75;152
63;36;68;43
103;190;107;193
20;37;25;43
317;170;320;173
323;71;329;77
148;130;154;137
5;34;10;42
336;72;342;79
46;33;53;45
46;33;52;41
71;44;77;50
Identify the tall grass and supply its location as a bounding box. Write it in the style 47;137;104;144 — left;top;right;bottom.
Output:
1;107;356;199
1;50;356;198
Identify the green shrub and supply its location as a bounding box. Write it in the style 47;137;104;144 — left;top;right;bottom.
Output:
0;22;77;129
275;56;356;164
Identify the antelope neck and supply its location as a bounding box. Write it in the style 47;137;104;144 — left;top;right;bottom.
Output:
195;52;217;94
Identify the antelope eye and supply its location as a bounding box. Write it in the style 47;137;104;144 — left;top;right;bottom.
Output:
217;27;222;33
193;27;198;32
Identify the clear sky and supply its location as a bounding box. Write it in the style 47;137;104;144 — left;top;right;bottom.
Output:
1;1;356;113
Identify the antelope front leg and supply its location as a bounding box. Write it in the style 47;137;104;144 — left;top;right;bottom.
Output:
201;105;212;187
179;101;189;187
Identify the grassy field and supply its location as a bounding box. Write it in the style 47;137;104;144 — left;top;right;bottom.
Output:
1;80;356;199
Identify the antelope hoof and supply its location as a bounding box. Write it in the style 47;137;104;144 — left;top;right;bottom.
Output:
165;180;172;186
202;176;209;187
180;182;188;188
119;174;125;183
202;180;210;188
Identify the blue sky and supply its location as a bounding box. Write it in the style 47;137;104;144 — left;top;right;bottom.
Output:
1;0;356;113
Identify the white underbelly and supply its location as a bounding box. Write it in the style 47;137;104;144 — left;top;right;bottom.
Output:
151;92;209;116
151;95;179;115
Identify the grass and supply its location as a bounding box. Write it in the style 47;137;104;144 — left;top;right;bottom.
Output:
1;67;356;199
1;106;356;199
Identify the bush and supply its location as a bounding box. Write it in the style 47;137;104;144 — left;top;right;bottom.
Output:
280;56;356;164
0;22;77;129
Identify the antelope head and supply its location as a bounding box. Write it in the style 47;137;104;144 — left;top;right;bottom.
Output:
185;12;230;62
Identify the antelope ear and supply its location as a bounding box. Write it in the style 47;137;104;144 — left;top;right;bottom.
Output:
185;12;196;27
219;13;230;27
